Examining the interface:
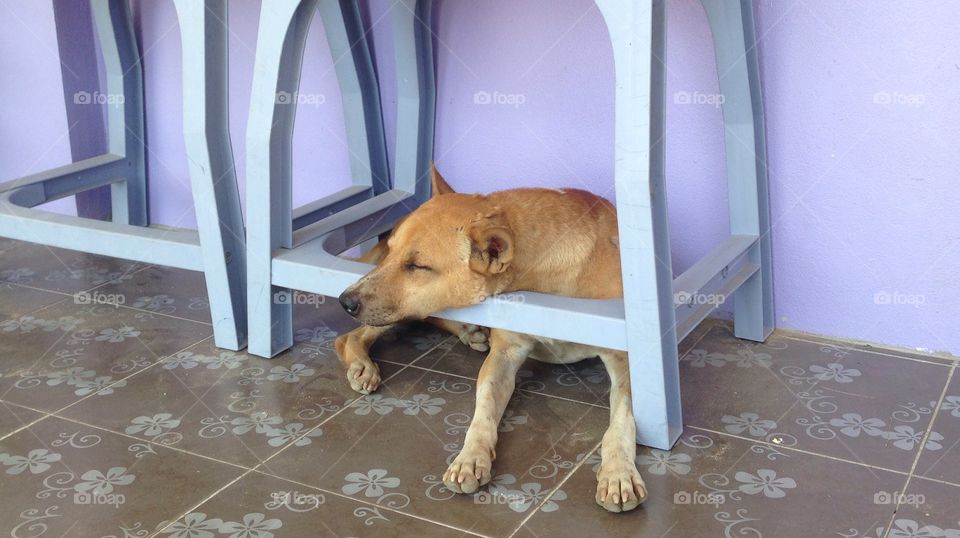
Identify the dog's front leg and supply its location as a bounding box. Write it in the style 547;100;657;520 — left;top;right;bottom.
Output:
334;325;392;394
595;350;647;512
443;330;531;494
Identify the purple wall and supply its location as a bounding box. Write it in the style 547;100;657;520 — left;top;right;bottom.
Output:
1;1;957;356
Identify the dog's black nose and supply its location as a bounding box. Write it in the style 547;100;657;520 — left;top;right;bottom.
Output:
339;291;361;317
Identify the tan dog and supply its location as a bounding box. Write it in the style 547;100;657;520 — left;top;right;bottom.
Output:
335;166;646;512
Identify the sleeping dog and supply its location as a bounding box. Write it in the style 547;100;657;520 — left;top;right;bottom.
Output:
334;165;646;512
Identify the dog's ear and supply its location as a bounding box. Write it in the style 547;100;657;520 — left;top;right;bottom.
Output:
468;214;514;274
430;161;455;197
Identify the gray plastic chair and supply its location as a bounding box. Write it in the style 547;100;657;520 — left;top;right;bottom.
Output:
0;0;247;350
245;0;773;450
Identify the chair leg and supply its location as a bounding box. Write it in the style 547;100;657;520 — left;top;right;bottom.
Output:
53;1;111;220
173;0;247;350
318;0;391;196
247;0;316;357
392;0;436;203
91;0;148;226
701;0;775;342
595;0;682;450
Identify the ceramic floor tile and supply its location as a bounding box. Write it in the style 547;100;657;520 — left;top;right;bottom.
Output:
0;298;211;412
885;477;960;537
0;401;45;438
0;415;243;537
57;321;420;468
90;265;213;323
913;369;960;484
0;244;143;295
680;325;950;472
520;429;906;538
261;366;609;536
0;282;66;320
159;470;478;537
0;236;26;255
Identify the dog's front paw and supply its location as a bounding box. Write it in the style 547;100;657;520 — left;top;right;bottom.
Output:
457;324;490;353
595;462;647;512
346;359;381;395
443;449;493;494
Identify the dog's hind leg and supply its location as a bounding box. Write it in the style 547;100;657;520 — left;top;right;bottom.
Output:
426;318;489;352
443;330;532;494
335;325;392;394
595;350;647;512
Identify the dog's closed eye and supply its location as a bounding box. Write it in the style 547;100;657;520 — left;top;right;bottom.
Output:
404;262;432;272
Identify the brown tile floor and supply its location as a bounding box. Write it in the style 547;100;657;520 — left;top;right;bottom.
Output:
1;240;958;537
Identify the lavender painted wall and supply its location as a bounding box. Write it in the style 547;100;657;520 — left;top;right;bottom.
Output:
0;1;957;355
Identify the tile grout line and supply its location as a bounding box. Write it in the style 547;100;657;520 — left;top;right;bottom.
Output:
508;440;604;538
250;336;458;468
246;468;492;538
710;319;958;368
0;402;56;442
48;335;217;417
685;424;914;477
148;469;257;538
4;279;216;327
779;333;958;367
45;413;253;471
881;363;957;538
56;337;452;476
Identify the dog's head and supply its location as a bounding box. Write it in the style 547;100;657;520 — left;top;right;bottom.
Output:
338;165;514;326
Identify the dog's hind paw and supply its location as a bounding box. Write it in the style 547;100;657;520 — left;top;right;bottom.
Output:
347;359;381;395
443;450;493;494
595;463;647;513
457;324;490;353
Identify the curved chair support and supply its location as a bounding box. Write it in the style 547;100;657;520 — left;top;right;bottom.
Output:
246;0;395;357
0;0;248;350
